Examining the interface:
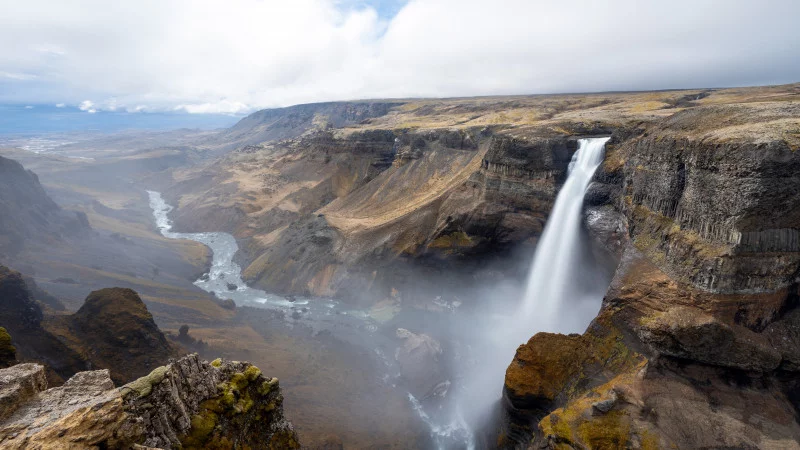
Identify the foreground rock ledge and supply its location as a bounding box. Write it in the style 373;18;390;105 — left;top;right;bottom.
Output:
0;354;300;449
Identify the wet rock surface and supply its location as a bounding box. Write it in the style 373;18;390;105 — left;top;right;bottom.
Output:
394;328;444;398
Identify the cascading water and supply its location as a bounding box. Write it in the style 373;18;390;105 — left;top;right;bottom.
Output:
147;138;612;449
520;136;611;328
448;137;612;449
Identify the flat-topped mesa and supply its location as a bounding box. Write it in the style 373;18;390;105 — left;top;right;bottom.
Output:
0;354;300;449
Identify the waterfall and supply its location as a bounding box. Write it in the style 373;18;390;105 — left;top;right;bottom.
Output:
446;137;612;448
520;137;610;329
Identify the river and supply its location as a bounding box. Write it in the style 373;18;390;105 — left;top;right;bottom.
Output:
147;190;475;449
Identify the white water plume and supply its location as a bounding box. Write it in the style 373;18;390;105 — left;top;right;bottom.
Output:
520;136;610;326
450;137;612;446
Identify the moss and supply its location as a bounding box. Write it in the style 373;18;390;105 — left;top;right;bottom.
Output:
258;377;278;395
211;358;222;368
640;429;660;450
121;365;169;398
187;410;218;443
0;327;15;366
238;392;255;413
230;372;249;390
244;365;262;381
182;407;240;449
216;382;237;409
577;410;630;449
429;231;474;249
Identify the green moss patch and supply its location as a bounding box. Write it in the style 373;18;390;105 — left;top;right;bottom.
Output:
120;365;169;399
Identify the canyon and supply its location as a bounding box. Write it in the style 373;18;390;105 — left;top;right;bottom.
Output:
0;82;799;448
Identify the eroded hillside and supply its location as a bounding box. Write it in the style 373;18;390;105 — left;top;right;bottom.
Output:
163;84;800;306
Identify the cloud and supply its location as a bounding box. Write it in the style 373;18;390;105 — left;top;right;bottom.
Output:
0;0;798;113
0;71;37;81
79;100;97;113
174;101;251;115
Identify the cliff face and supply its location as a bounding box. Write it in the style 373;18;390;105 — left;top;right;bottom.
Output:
0;265;86;384
0;266;180;385
168;126;587;304
0;354;299;449
503;250;800;449
0;156;89;257
47;287;180;385
612;103;800;293
502;91;800;448
163;89;723;304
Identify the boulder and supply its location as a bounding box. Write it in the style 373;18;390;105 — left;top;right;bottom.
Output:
0;363;47;422
395;328;444;397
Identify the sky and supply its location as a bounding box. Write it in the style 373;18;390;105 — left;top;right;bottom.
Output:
0;0;798;115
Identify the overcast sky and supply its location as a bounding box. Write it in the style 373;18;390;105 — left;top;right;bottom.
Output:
1;0;798;114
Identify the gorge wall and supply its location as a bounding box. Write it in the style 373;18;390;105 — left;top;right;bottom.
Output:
148;85;800;447
164;118;608;305
502;94;800;448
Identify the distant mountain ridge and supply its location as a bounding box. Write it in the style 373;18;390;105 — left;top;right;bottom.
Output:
215;101;401;150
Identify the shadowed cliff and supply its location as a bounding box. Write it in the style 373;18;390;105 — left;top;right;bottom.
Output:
0;155;90;257
0;265;182;385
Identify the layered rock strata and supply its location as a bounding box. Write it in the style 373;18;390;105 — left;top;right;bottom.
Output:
502;99;800;448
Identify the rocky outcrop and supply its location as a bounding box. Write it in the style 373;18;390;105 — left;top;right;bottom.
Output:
56;287;180;385
0;354;299;449
0;266;180;385
394;328;444;398
0;265;85;384
0;156;89;257
502;250;800;449
0;363;47;422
